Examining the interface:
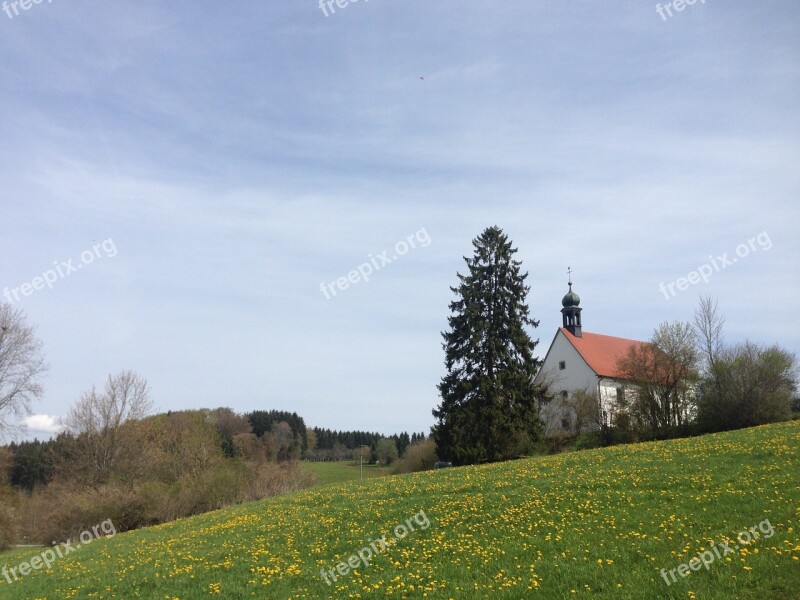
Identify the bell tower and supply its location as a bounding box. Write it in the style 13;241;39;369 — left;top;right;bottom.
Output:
561;267;582;338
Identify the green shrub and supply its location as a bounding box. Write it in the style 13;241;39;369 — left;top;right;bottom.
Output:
242;461;314;502
16;482;150;544
572;432;602;451
392;439;437;474
173;466;245;516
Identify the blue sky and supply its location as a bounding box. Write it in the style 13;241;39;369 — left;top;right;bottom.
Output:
1;1;798;439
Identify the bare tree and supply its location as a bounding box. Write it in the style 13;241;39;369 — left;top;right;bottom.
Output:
62;370;153;482
571;388;603;433
691;297;796;431
352;445;372;463
212;407;251;439
269;421;299;461
694;295;725;372
616;321;699;437
211;407;251;457
0;304;47;439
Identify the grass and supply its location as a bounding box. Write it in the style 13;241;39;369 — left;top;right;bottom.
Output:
1;422;798;599
300;460;392;487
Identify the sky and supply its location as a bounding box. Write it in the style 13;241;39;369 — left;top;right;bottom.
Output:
0;1;798;440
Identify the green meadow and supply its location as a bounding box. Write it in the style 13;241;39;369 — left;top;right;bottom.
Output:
1;422;798;599
301;460;392;487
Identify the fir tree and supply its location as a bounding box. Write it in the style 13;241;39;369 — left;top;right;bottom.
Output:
432;226;543;464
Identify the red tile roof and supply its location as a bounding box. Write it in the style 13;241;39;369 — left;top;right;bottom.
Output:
560;327;648;379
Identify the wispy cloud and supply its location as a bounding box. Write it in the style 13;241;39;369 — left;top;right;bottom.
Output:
0;0;797;435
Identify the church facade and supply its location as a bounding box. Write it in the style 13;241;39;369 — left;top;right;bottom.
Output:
535;279;647;436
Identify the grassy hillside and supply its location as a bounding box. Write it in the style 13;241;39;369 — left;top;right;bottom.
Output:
1;422;798;599
300;460;392;486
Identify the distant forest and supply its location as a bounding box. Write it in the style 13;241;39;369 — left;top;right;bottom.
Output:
4;408;425;491
0;400;431;547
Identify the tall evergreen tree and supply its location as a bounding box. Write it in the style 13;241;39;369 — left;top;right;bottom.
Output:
433;226;543;465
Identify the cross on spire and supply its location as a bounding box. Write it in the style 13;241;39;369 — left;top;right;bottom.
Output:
561;267;582;337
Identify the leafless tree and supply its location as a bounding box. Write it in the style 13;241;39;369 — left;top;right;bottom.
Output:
540;387;601;438
616;321;699;436
694;295;725;372
62;370;153;482
212;407;251;439
352;445;372;463
269;421;299;461
571;388;603;433
691;297;796;431
0;304;47;439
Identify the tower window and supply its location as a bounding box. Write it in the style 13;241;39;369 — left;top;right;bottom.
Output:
616;387;625;404
561;390;568;399
559;361;566;370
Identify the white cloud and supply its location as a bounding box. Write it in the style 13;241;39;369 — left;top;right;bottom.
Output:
23;414;63;435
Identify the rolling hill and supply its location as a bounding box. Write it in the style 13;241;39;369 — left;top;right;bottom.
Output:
1;421;798;599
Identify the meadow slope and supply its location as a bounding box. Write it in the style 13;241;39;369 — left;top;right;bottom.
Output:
1;422;798;599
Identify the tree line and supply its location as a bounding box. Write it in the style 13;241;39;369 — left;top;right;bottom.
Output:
609;296;797;440
308;429;426;461
547;295;798;448
431;227;798;465
0;372;430;550
0;301;434;549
